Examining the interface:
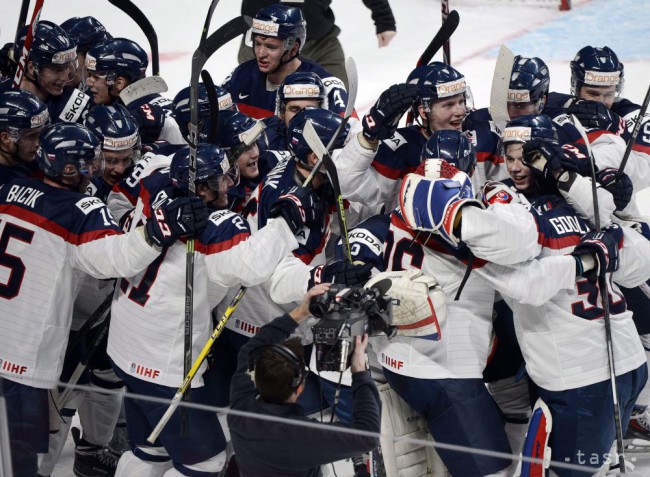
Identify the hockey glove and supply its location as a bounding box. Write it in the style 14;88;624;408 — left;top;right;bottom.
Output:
399;173;483;248
571;224;623;282
566;99;625;135
596;168;633;211
131;103;166;144
522;139;582;184
269;186;322;236
308;260;373;288
145;197;209;247
362;83;420;141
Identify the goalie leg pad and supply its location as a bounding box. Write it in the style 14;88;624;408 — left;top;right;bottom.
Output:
376;382;446;476
383;370;511;476
520;398;552;477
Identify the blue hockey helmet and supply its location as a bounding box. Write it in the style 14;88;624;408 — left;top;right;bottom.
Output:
276;71;327;115
84;103;141;161
172;83;237;141
170;143;239;195
570;46;624;97
508;56;550;115
216;110;260;155
60;16;111;55
0;89;50;138
37;123;103;180
85;38;148;84
287;107;349;168
17;21;77;71
251;4;307;53
501;114;558;145
420;130;476;175
418;62;472;113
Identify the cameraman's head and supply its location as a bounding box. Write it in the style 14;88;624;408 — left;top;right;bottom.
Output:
254;338;306;403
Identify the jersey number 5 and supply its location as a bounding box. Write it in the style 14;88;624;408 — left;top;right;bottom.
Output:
0;221;35;299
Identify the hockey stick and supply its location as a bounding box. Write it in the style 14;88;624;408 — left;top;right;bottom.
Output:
65;286;114;352
200;0;220;44
200;69;220;144
572;114;627;473
416;9;459;68
303;120;353;263
16;0;30;37
119;76;168;106
12;0;43;89
302;57;358;187
183;13;251;434
441;0;451;65
489;44;514;129
406;10;459;125
56;316;112;409
616;84;650;180
146;286;247;444
108;0;159;76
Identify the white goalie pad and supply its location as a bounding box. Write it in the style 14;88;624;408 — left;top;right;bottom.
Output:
374;382;449;477
366;269;445;340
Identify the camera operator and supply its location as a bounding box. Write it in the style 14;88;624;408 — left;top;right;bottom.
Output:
228;284;381;477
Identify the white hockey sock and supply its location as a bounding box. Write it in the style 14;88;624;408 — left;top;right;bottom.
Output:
38;414;74;475
115;448;171;477
78;370;124;446
634;338;650;408
163;450;227;476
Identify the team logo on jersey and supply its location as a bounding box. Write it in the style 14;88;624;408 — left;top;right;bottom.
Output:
76;196;104;215
0;358;28;376
129;362;161;380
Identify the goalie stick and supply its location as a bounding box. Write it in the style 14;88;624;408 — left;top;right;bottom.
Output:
12;0;44;89
489;44;515;130
108;0;159;76
617;83;650;180
572;114;627;473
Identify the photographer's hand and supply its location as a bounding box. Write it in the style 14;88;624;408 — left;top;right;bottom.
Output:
350;334;369;373
289;283;331;323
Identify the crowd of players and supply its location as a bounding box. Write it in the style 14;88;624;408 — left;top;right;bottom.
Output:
0;3;649;477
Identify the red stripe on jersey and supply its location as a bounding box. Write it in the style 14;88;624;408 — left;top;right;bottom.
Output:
0;204;120;245
112;183;138;206
633;142;650;155
372;161;416;180
196;231;250;255
475;151;504;165
139;187;153;219
237;103;273;120
537;232;581;250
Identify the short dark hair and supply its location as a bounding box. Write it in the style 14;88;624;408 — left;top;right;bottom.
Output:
254;338;305;404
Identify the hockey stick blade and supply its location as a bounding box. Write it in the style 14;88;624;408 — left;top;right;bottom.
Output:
303;57;357;186
417;9;459;67
441;0;451;65
303;120;353;262
489;44;514;129
119;76;168;106
191;16;252;86
12;0;44;89
617;83;650;180
108;0;159;76
147;286;247;444
201;0;221;44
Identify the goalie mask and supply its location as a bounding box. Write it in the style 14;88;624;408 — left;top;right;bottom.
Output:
365;269;445;340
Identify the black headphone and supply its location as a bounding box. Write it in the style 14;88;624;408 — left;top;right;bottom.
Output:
248;344;306;389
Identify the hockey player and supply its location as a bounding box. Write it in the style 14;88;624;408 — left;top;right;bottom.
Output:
85;38;185;146
260;71;328;152
0;122;205;476
37;104;144;477
221;3;350;120
494;136;650;476
60;16;112;92
0;89;49;185
5;20;91;125
109;143;319;477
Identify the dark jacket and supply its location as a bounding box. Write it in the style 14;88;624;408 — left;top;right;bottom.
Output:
242;0;396;41
228;314;381;477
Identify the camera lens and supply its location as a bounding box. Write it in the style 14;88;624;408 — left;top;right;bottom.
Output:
309;295;330;317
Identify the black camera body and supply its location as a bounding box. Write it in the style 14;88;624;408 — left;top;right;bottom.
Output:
310;284;395;372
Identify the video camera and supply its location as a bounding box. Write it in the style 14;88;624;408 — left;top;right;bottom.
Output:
310;284;395;372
